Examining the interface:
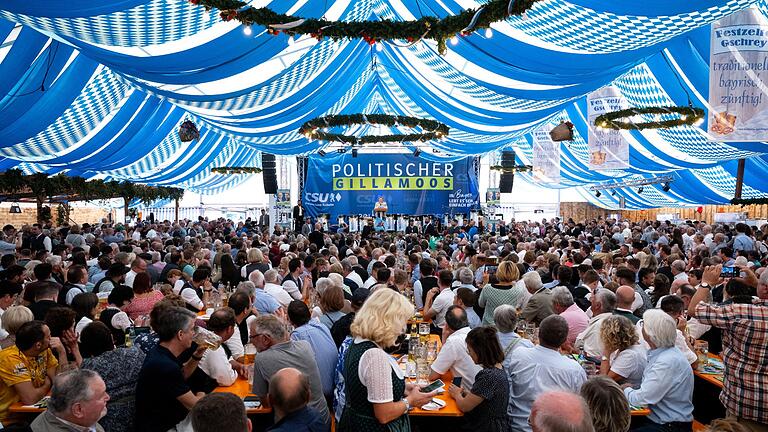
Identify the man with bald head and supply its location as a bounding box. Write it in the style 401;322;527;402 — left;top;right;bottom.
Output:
614;285;641;324
530;390;594;432
267;368;325;432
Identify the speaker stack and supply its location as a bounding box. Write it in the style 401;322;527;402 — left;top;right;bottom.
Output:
498;150;515;193
262;153;277;194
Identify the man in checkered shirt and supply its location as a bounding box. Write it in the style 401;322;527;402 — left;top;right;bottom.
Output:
691;265;768;432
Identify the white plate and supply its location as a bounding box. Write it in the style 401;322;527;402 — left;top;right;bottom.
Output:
420;398;446;411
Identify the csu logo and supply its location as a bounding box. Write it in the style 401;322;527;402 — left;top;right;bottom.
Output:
304;193;342;204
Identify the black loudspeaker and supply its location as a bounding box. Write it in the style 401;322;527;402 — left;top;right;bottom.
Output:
499;173;514;193
500;150;516;168
262;153;277;194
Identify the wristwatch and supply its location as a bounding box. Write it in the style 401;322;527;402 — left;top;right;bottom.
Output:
699;283;711;289
402;398;412;413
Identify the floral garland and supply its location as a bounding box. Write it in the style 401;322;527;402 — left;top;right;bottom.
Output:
189;0;538;54
730;197;768;206
490;165;532;172
299;114;449;144
211;167;263;174
594;106;705;130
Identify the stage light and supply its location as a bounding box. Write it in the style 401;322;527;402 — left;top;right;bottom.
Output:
243;26;252;36
637;186;644;194
318;149;326;157
595;190;601;198
484;28;493;38
352;148;358;158
450;36;458;45
337;148;347;154
413;148;421;157
9;203;21;214
662;182;670;192
375;42;383;52
611;190;617;196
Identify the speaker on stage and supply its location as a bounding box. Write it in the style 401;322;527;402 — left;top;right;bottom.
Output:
500;150;516;168
262;153;277;194
499;173;514;193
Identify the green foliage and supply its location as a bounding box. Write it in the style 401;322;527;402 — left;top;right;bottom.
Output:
594;106;705;130
191;0;539;54
210;167;263;174
299;114;449;144
730;197;768;206
0;169;184;202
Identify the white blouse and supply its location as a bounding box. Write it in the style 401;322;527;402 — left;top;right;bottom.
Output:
354;337;404;404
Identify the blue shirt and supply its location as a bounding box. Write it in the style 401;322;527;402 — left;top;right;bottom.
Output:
253;288;281;315
267;406;326;432
291;319;338;397
624;346;694;424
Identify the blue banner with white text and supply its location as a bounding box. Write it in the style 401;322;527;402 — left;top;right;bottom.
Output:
303;153;479;218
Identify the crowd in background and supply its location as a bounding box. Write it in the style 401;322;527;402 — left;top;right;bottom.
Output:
0;214;764;432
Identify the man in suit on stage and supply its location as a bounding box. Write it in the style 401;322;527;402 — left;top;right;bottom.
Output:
423;217;438;237
301;218;313;237
405;219;419;235
293;199;305;232
259;209;270;233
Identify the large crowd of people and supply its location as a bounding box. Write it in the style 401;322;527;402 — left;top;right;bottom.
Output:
0;214;764;432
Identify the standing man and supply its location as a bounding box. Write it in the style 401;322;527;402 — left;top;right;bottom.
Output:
293;200;305;233
259;209;270;234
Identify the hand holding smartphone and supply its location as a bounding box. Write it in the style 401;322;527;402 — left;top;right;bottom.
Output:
420;379;445;393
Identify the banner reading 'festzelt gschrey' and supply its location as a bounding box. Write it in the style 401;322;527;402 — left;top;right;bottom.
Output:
303;153;479;218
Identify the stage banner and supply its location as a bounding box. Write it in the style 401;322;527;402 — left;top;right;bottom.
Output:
587;87;630;170
485;188;500;206
275;189;290;208
532;128;561;183
709;8;768;141
303;153;479;218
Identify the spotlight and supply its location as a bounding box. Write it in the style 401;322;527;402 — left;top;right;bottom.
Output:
611;190;617;196
637;186;644;194
352;148;358;158
484;28;493;38
375;42;383;52
595;190;601;198
662;182;670;192
318;149;326;157
243;26;252;36
9;203;21;214
337;147;347;154
450;36;458;45
413;148;421;157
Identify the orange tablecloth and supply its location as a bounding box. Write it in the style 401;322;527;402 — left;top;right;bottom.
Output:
9;401;44;413
213;377;272;415
693;353;724;389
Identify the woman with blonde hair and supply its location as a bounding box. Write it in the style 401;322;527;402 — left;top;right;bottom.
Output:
477;261;524;326
599;315;646;385
0;305;34;349
339;289;437;432
580;376;631;432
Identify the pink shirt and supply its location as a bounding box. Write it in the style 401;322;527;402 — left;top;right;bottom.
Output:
560;303;589;345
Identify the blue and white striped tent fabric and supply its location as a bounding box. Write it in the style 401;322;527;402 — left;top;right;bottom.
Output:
0;0;766;205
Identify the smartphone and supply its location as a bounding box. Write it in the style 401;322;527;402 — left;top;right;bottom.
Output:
486;256;499;265
420;379;445;393
243;395;261;408
720;266;738;278
452;377;462;387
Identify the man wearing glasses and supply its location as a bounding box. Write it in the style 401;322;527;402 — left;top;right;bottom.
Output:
249;315;331;429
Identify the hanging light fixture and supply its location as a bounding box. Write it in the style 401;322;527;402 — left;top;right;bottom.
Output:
9;203;21;214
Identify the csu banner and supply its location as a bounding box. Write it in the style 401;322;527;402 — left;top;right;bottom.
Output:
303;153;479;218
709;8;768;141
587;87;630;170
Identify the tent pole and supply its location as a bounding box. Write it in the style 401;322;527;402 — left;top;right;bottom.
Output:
175;198;180;224
735;158;745;199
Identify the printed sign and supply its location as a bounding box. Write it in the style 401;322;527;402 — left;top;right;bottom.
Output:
587;87;630;170
532;129;561;183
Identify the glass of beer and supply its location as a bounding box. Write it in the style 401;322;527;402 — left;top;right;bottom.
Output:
243;343;257;365
695;341;709;368
193;326;222;351
418;323;430;343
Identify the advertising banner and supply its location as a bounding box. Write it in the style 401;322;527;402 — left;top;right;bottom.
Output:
275;189;291;208
303;153;479;218
532;128;561;183
587;87;630;170
709;8;768;141
485;188;500;206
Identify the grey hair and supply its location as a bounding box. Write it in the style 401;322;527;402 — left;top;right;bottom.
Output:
236;281;256;297
671;260;686;273
248;270;265;288
457;267;474;285
493;304;519;333
250;314;288;341
641;309;677;348
48;369;100;415
264;269;280;284
551;286;575;308
532;391;595;432
594;289;617;313
340;259;353;272
315;277;335;296
523;271;543;292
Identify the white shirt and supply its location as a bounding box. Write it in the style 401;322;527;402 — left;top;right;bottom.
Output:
347;272;364;290
429;288;455;328
75;316;92;339
575;312;612;358
225;327;245;361
636;320;697;364
356;338;403;403
131;231;141;242
65;284;87;305
179;285;204;311
413;280;425;310
673;272;688;282
282;279;303;301
199;344;238;386
0;308;7;340
430;327;482;389
507;345;587;432
124;270;138;288
608;344;647;386
631;292;644;312
264;282;292;307
363;276;377;289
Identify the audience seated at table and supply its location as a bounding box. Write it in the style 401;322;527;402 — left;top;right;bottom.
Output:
581;376;631;432
0;306;34;350
520;271;554;325
529;390;594;432
624;309;694;432
287;301;338;399
507;315;587;432
190;392;251;432
551;286;589;350
80;321;144;432
598;315;646;386
492;305;533;370
30;369;109;432
448;326;510;432
122;272;164;321
576;289;617;359
198;308;247;387
637;296;696;365
429;306;481;389
478;262;524;326
266;368;326;432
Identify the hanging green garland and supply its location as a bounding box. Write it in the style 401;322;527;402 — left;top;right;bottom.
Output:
490;165;532;172
300;114;449;144
189;0;539;54
211;167;263;175
730;197;768;206
594;106;705;130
